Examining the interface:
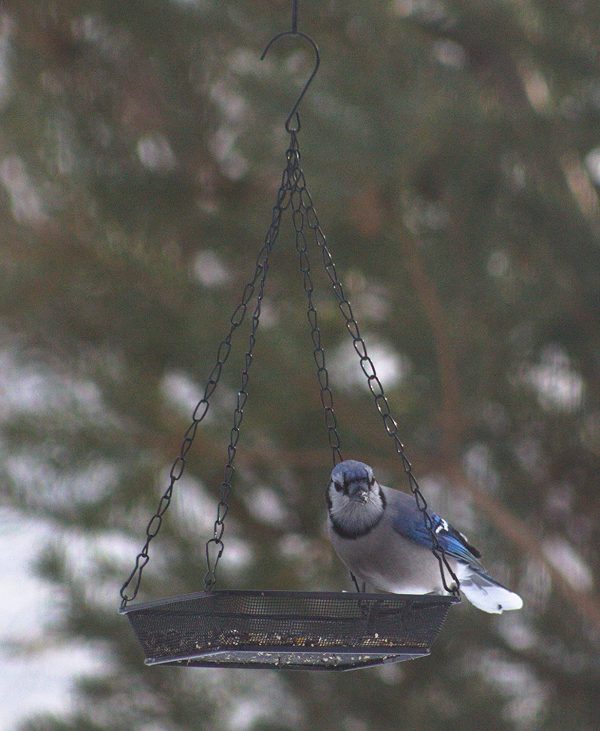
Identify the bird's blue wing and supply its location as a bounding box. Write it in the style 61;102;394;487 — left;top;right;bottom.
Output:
392;503;482;565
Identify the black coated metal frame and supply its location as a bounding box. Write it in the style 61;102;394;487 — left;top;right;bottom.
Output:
121;590;459;671
119;1;461;673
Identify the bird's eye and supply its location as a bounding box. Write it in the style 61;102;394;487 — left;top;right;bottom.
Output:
368;477;375;487
333;481;343;493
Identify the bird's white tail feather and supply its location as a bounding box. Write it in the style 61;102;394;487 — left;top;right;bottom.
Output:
460;571;523;614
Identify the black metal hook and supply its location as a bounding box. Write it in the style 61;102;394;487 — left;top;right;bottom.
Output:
260;30;320;133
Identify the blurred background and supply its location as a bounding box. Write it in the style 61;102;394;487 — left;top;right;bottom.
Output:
1;1;599;729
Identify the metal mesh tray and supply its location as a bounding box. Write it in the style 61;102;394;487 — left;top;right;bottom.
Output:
121;590;458;671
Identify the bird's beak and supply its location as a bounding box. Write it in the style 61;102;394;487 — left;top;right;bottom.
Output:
348;480;370;503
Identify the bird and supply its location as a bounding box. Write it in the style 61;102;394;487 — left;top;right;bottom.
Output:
326;459;523;614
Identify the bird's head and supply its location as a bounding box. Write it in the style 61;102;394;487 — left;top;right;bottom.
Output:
326;460;386;538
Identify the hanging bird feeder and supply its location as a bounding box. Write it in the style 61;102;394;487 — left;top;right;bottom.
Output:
120;0;460;672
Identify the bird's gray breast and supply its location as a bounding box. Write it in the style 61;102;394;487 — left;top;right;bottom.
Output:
328;493;448;594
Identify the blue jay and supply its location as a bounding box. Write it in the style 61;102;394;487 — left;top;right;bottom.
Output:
326;459;523;613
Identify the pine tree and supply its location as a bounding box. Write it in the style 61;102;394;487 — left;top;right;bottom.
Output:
1;2;599;729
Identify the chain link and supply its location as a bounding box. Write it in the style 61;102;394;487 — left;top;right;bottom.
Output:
120;144;296;607
202;142;305;590
287;133;460;596
203;177;288;589
122;126;459;604
203;265;270;589
287;133;343;467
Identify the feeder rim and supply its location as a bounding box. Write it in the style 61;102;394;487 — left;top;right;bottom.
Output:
119;589;461;615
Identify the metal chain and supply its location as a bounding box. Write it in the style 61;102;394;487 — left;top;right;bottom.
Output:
120;145;295;607
121;147;458;602
203;197;283;589
290;141;461;596
287;133;343;467
203;258;270;590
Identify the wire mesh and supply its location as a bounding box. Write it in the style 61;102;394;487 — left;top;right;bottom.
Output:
121;590;458;671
